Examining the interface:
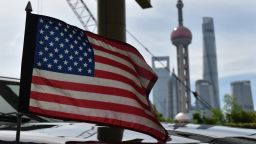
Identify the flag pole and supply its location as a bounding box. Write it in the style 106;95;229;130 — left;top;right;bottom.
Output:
15;113;23;143
16;2;33;143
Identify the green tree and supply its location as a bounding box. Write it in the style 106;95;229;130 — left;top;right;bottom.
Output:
192;110;203;124
223;94;256;123
223;94;242;122
193;108;224;125
152;105;173;123
223;94;241;113
204;108;225;124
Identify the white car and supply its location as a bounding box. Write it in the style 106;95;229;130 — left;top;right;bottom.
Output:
1;76;256;143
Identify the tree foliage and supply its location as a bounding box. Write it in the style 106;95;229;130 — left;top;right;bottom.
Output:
192;110;203;124
193;94;256;128
192;108;224;125
224;94;256;123
152;105;174;123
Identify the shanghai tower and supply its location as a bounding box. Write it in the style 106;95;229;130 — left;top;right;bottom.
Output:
202;17;220;108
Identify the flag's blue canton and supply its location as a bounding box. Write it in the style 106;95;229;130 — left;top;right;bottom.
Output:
34;16;95;76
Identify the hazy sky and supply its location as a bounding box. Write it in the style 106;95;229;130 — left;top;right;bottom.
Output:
0;0;255;108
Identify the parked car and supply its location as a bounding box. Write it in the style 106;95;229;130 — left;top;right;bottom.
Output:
0;76;256;143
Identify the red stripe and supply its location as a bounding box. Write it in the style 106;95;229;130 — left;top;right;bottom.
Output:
95;70;146;95
31;76;149;108
29;106;168;142
30;91;155;120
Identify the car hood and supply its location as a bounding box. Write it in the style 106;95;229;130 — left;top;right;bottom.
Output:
0;122;255;143
0;122;202;144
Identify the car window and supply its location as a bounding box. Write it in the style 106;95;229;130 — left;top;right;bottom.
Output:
0;83;19;114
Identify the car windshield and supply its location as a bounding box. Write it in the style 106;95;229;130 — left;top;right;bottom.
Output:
0;77;58;123
0;77;20;119
0;79;19;114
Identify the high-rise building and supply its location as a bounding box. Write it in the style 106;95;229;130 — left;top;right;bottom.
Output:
169;72;179;117
231;81;254;111
195;80;215;110
202;17;220;109
171;0;192;113
152;56;178;118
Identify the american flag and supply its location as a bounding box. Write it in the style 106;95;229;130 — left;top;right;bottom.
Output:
19;14;168;142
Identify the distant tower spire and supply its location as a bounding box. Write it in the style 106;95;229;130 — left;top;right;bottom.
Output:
177;0;183;26
171;0;192;114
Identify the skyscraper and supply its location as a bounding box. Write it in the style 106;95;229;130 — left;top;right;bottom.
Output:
152;56;178;118
231;81;254;111
195;80;215;110
171;0;192;113
202;17;220;109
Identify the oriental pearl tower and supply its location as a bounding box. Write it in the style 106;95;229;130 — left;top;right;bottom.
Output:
171;0;192;117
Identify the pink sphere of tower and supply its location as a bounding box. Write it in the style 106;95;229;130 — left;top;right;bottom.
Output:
171;26;192;45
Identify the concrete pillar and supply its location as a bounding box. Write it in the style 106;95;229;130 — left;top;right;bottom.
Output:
97;0;126;41
97;0;126;142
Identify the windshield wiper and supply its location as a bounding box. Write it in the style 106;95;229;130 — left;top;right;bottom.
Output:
0;112;30;123
0;112;50;123
210;137;256;144
169;130;215;143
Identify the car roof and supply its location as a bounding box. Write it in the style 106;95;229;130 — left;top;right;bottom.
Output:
165;123;256;138
0;122;255;143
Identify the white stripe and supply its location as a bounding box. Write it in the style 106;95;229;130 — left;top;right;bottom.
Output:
95;62;142;88
88;36;152;71
32;69;148;105
94;49;136;72
30;99;165;134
